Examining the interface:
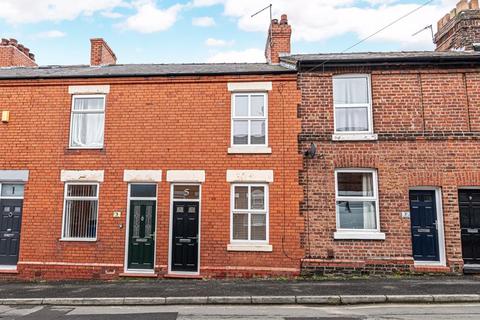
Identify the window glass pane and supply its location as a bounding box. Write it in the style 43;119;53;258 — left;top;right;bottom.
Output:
251;214;266;240
337;172;374;197
335;107;368;132
70;113;105;147
64;199;98;238
173;185;200;200
337;201;376;229
130;184;156;198
333;77;369;104
233;120;248;145
250;120;266;145
234;95;249;117
1;184;24;197
234;186;249;210
73;97;104;111
67;184;97;197
251;186;265;210
233;213;248;240
250;95;265;117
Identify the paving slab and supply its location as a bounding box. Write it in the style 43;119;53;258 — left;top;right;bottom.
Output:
296;295;341;304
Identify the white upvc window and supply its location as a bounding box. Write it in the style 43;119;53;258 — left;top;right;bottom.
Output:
333;74;373;135
335;169;383;239
230;184;269;243
62;183;99;241
231;93;268;147
69;95;106;149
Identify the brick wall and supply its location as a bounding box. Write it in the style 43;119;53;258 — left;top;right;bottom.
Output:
266;15;291;64
298;67;480;274
0;74;303;280
90;38;117;66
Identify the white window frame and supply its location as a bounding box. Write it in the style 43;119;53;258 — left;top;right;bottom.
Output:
334;169;384;240
0;183;25;200
61;182;100;241
231;93;268;148
332;74;374;136
69;94;106;149
230;183;269;244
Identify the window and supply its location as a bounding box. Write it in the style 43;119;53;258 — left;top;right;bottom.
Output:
231;184;268;242
62;183;99;240
333;75;372;134
0;184;24;198
69;95;105;148
335;169;379;232
231;93;268;146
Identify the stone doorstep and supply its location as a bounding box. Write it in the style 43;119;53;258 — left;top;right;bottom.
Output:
0;294;479;306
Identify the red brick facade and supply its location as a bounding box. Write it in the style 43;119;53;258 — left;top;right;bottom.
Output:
298;67;480;275
0;74;303;280
90;38;117;66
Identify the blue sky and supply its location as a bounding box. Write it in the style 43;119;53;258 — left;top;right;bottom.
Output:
0;0;459;65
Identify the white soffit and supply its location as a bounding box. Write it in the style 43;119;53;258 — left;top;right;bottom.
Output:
166;170;206;183
123;170;162;182
226;170;274;183
61;170;104;182
68;85;110;94
227;82;272;92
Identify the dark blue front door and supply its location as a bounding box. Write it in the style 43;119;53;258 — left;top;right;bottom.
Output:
409;190;440;262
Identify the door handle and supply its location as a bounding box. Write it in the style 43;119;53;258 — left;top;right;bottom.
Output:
6;229;11;232
179;239;192;244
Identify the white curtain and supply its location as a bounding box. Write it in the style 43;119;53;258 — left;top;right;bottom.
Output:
333;77;368;104
71;113;104;147
362;174;376;229
335;107;368;132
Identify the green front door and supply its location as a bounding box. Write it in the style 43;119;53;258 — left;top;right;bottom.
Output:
128;200;156;270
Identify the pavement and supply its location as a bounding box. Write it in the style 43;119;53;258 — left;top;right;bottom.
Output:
0;276;479;306
2;303;480;319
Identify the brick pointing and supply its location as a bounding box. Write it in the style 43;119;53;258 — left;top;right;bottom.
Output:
298;67;480;274
0;74;303;280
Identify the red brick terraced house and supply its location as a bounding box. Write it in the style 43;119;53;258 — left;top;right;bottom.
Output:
0;19;303;280
280;0;480;275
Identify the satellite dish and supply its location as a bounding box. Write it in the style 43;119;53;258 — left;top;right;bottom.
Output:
305;143;317;159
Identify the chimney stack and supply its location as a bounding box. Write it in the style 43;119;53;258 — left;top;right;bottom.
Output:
0;38;37;67
90;38;117;66
434;0;480;51
265;14;292;64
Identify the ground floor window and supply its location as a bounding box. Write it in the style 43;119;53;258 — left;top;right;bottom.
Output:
62;183;99;240
335;169;379;231
231;184;269;242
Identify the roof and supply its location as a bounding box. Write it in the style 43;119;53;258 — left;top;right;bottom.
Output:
281;51;480;68
0;63;294;80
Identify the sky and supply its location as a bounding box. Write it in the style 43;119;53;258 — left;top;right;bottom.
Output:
0;0;461;66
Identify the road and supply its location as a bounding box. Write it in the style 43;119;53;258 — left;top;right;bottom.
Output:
1;303;480;319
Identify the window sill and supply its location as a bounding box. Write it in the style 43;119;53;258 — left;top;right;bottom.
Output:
227;243;273;252
228;146;272;154
60;238;97;242
333;231;385;240
332;134;378;141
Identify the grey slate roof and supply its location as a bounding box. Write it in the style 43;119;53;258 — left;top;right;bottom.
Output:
282;51;480;66
0;63;293;80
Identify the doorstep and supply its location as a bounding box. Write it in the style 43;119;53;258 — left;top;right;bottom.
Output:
163;273;203;279
119;273;158;278
413;265;451;273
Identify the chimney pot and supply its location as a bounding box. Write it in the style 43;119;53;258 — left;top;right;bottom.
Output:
9;38;17;45
280;14;288;24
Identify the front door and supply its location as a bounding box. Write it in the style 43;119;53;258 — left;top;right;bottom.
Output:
459;189;480;265
0;199;23;266
171;201;199;272
409;190;440;262
128;200;156;270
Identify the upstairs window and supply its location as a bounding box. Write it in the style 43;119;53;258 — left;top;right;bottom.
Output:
333;75;372;134
69;95;105;149
231;93;268;146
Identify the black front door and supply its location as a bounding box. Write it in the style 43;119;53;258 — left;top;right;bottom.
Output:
409;190;440;262
171;201;199;272
128;200;156;270
459;189;480;265
0;199;23;266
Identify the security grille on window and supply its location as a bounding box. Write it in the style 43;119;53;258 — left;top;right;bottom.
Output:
70;95;105;148
231;184;268;242
232;93;268;146
335;170;379;231
62;184;99;240
333;75;372;133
